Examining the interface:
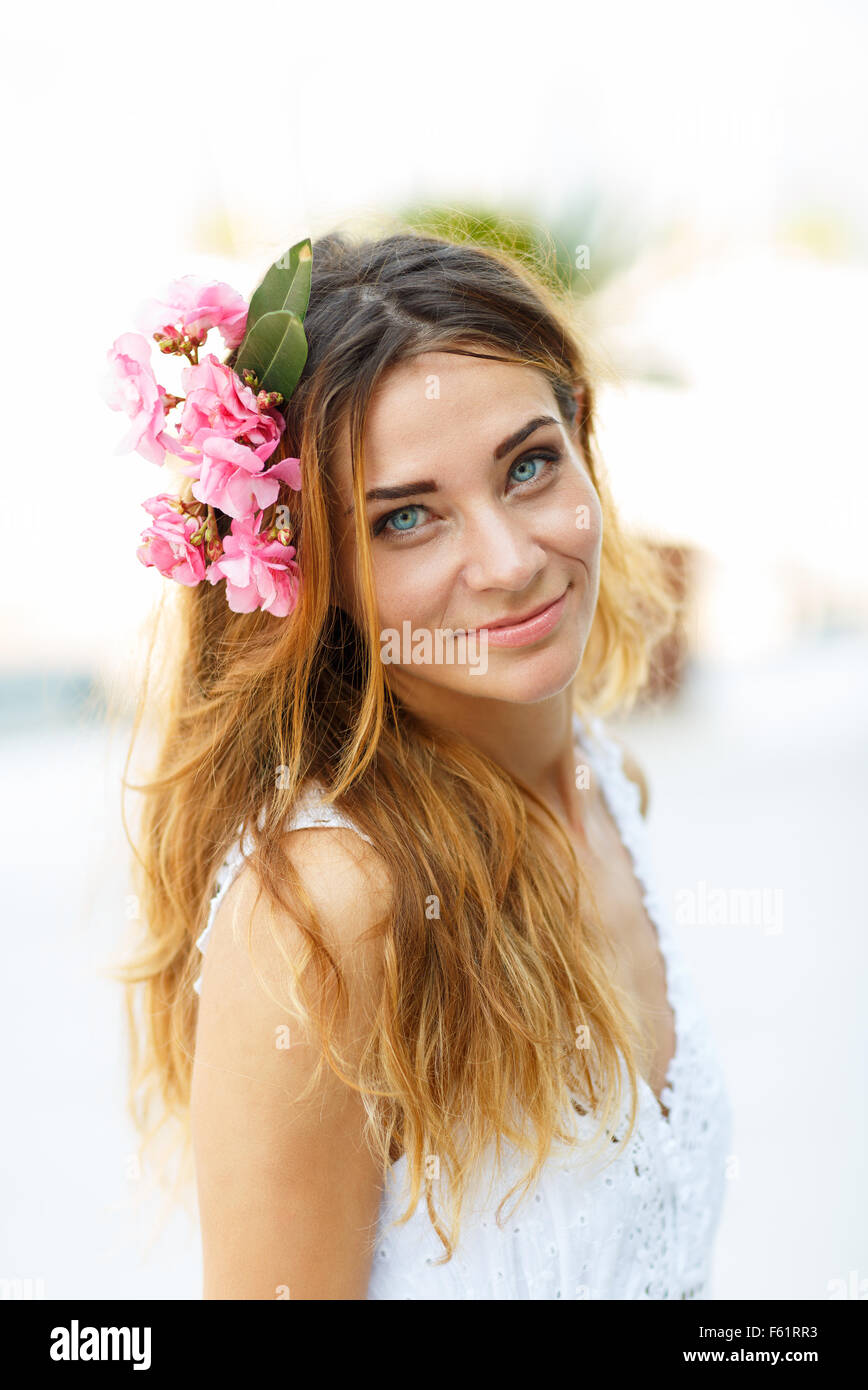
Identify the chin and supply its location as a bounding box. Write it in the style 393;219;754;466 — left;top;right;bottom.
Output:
475;658;581;705
426;635;586;706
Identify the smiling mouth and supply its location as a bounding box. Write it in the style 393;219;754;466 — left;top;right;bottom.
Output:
454;587;570;635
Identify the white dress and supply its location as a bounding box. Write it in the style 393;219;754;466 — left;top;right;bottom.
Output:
193;712;733;1299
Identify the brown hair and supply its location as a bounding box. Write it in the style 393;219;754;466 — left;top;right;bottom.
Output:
117;224;679;1262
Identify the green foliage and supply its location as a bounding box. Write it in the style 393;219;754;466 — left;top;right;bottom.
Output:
395;195;642;299
235;309;308;397
246;238;312;331
235;238;312;396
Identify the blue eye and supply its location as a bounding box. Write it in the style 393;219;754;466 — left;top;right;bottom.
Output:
510;457;541;484
371;449;562;543
509;452;560;487
373;504;426;537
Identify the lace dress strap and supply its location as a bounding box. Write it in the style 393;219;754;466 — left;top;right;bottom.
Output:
573;708;700;1125
193;784;374;996
573;710;660;926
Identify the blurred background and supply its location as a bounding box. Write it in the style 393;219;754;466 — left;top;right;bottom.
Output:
1;0;866;1300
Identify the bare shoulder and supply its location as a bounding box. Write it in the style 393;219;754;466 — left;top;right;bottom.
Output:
198;823;393;996
611;737;650;818
191;824;394;1300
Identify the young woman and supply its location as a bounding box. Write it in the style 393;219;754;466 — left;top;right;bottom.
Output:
122;228;732;1299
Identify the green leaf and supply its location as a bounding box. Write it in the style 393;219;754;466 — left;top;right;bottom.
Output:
234;310;308;398
245;238;312;335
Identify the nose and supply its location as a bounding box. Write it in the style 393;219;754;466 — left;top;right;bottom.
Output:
459;504;547;592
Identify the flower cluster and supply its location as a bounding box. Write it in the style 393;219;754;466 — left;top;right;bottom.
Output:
101;274;302;617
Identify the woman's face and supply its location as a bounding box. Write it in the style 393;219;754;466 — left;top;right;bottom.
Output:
331;350;602;711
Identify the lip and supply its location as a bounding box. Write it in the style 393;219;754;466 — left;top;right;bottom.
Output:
458;586;571;649
484;593;566;630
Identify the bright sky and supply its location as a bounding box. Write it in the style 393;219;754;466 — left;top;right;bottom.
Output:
2;0;866;673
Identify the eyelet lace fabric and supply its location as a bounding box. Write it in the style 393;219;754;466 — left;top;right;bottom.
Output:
194;713;732;1299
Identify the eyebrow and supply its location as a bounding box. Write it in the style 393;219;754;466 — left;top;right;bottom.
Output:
343;414;559;515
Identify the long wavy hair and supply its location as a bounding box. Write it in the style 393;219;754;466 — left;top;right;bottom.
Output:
117;224;680;1264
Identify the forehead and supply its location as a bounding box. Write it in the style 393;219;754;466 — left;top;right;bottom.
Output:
332;350;559;483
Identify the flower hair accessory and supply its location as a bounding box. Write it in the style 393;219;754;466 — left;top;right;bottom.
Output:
101;238;312;617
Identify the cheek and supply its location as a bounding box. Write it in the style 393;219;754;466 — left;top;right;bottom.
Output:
541;475;602;559
373;546;453;625
332;521;440;628
576;492;603;559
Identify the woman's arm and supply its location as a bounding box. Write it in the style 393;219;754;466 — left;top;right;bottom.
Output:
191;826;392;1300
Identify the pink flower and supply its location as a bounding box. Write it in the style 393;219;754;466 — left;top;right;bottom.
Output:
136;494;207;586
177;354;283;462
136;276;248;350
191;437;302;520
207;512;300;616
101;333;175;465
